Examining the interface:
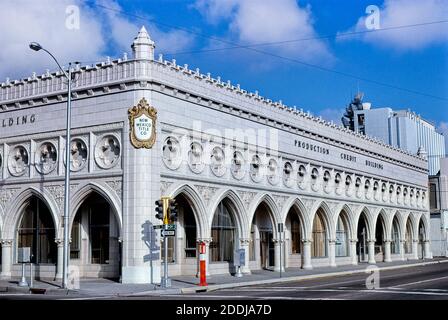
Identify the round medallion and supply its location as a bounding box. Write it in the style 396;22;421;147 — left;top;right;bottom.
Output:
66;138;88;172
210;146;226;177
231;151;245;180
8;145;29;177
188;142;204;173
250;154;262;182
162;136;182;170
283;161;293;187
35;142;58;174
267;159;279;185
94;135;121;169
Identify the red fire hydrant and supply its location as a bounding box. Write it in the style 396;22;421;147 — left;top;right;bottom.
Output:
199;241;207;286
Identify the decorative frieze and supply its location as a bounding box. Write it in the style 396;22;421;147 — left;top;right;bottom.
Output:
44;184;78;212
237;190;257;210
195;185;218;207
106;180;122;198
272;194;289;212
160;181;173;195
302;198;317;214
0;188;20;210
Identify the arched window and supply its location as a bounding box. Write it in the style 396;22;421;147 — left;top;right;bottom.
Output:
291;213;301;254
70;192;119;266
391;217;400;254
17;196;56;264
312;210;327;257
336;214;348;257
211;201;236;262
405;220;413;254
177;195;197;258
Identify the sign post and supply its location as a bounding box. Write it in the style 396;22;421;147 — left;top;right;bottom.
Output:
161;223;171;288
18;247;30;287
199;242;207;286
278;223;284;278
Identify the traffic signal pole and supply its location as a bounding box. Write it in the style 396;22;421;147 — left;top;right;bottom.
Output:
155;196;178;288
161;196;171;288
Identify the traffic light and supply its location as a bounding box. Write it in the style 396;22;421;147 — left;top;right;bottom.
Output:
155;199;164;221
168;199;178;223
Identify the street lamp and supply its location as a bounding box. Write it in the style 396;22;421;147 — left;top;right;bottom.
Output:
29;42;74;289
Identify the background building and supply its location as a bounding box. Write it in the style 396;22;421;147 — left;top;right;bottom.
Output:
429;157;448;257
342;96;446;176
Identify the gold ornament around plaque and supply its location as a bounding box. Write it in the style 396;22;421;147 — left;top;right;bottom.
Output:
128;97;157;149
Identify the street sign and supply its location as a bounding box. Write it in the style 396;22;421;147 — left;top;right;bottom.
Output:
18;247;31;263
153;225;163;229
161;230;175;237
165;224;176;231
233;249;245;267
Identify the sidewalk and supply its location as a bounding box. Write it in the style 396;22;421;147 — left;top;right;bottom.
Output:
1;257;447;297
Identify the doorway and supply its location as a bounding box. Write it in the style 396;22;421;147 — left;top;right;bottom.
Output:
259;230;274;269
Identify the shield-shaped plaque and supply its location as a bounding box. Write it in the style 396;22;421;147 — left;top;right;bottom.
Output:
128;98;157;149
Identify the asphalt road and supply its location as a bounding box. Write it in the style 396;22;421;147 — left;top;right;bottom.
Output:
1;261;448;300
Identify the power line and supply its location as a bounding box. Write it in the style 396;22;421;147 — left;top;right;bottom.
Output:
86;2;448;101
163;20;448;56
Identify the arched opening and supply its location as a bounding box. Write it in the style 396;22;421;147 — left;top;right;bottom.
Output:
17;196;56;264
336;211;349;257
249;202;274;270
210;199;236;263
391;216;400;255
285;205;304;268
404;219;413;254
70;192;120;279
311;208;327;258
356;212;369;262
418;219;426;259
375;214;386;262
168;193;198;276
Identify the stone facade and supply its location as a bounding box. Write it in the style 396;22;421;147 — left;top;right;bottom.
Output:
0;27;431;284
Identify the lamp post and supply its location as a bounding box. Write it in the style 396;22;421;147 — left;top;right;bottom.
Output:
29;42;74;289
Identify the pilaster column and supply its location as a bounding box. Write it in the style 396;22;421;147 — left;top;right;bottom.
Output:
302;239;313;270
424;240;432;259
412;239;419;260
368;239;376;264
0;239;13;279
328;239;337;267
273;239;285;272
239;238;251;274
196;238;212;277
55;239;64;280
400;240;406;261
349;239;358;265
383;240;392;263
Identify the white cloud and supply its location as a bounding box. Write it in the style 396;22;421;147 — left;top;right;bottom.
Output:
96;0;194;56
340;0;448;50
0;0;194;80
318;108;345;125
194;0;333;64
0;0;104;80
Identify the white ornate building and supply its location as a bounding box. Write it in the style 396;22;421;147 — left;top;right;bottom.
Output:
0;27;432;284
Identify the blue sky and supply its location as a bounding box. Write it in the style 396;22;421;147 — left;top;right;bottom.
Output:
1;0;447;131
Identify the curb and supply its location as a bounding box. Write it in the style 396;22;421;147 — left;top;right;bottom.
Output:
120;288;182;297
180;259;448;294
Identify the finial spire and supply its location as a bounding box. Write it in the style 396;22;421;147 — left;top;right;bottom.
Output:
131;26;155;60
